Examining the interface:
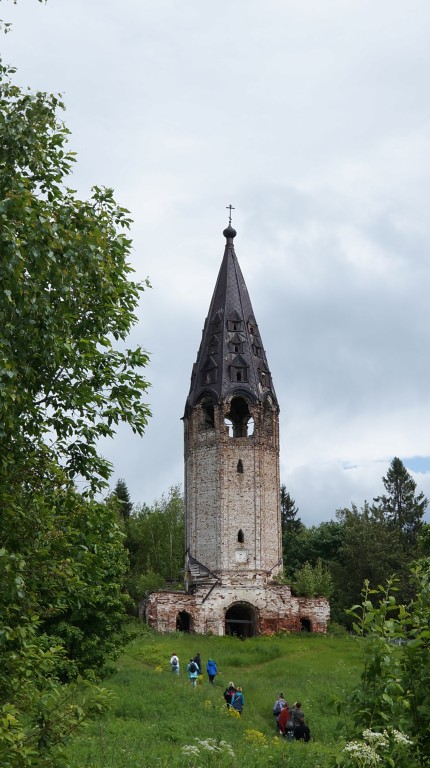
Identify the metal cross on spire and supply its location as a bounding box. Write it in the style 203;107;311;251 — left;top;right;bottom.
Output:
226;204;235;226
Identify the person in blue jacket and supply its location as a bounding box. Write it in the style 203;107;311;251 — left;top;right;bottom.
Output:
206;658;217;685
231;686;244;715
187;658;199;686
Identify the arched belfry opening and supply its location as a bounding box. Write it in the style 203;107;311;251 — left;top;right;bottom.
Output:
225;603;256;638
226;397;253;438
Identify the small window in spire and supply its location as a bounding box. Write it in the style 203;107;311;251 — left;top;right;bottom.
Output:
238;529;244;543
227;313;243;332
237;459;243;473
231;366;248;382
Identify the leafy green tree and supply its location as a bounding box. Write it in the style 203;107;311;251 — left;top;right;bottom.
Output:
332;503;404;625
280;485;305;578
0;465;122;765
404;559;430;759
283;519;344;580
112;478;134;519
39;490;130;681
417;522;430;556
0;59;150;765
0;61;150;491
291;558;333;598
125;486;185;601
374;457;428;548
336;562;430;766
306;520;345;565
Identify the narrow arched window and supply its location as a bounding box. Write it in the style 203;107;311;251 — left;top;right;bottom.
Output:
237;459;243;473
238;529;244;543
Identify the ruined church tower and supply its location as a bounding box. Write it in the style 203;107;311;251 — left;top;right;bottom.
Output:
183;222;282;587
143;220;329;636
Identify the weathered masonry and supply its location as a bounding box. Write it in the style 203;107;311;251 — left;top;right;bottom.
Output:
143;221;329;635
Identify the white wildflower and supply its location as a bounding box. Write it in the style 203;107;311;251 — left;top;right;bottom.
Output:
181;745;200;756
219;741;235;758
392;729;413;745
363;730;388;747
195;738;221;753
344;741;365;753
343;741;382;765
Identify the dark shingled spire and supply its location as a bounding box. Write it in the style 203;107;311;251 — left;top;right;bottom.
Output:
185;223;278;411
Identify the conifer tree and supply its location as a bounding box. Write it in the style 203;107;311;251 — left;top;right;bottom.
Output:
114;478;133;519
374;457;428;547
280;484;302;535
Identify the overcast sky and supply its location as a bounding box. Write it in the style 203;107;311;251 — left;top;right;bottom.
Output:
3;0;430;526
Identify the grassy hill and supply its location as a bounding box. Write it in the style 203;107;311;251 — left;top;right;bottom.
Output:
66;624;361;768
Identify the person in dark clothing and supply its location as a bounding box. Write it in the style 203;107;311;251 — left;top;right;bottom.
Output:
224;682;236;708
291;701;305;726
193;653;202;674
294;716;310;742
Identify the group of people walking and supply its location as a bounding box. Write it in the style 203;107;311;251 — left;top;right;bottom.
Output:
169;653;309;739
169;652;217;687
273;692;310;742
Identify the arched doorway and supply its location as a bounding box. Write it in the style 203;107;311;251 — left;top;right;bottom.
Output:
225;603;256;638
176;611;191;632
300;617;312;632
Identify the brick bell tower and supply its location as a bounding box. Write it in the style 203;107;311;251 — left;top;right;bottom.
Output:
183;220;283;588
143;215;329;636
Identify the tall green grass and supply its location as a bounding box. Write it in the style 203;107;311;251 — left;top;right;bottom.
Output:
65;624;361;768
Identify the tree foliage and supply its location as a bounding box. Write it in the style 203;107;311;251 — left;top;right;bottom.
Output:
374;457;428;547
335;562;430;767
331;503;405;624
283;519;344;579
39;490;130;681
0;61;151;491
280;484;302;535
291;558;334;598
112;478;134;519
125;486;185;602
0;60;150;764
281;460;428;625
